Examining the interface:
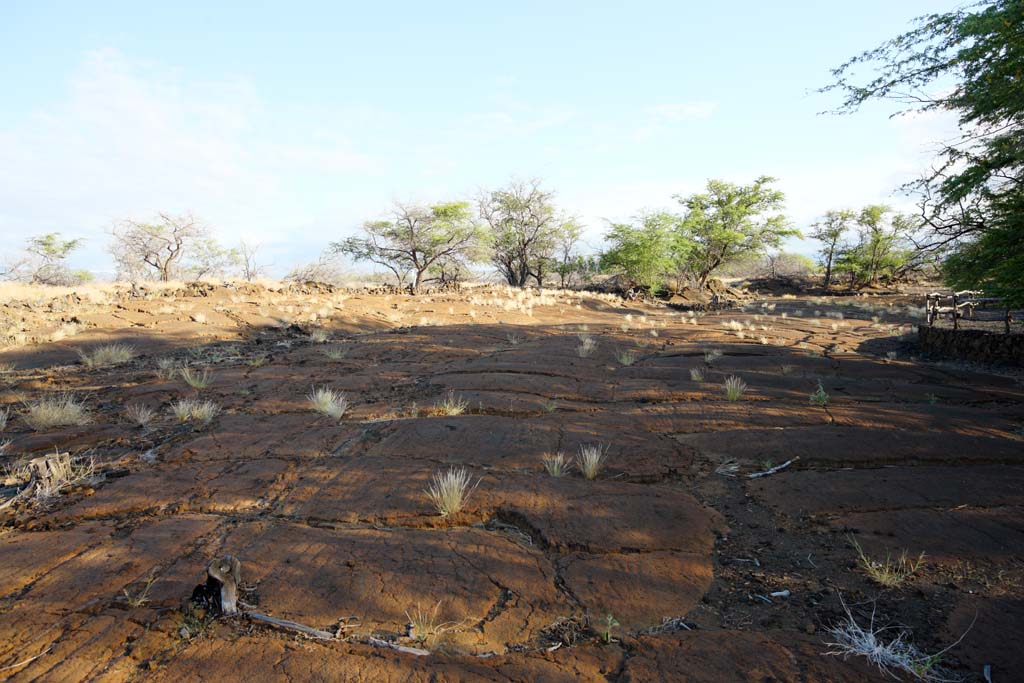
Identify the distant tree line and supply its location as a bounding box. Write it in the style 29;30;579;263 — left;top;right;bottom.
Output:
1;176;927;295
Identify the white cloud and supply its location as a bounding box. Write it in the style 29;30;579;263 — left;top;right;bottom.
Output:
631;100;719;141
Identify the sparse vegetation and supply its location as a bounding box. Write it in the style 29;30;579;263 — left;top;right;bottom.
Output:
689;367;705;382
433;389;468;416
23;394;91;430
307;386;348;420
575;443;607;480
323;345;348;360
576;336;597;358
825;599;958;682
722;375;747;401
704;349;722;364
169;399;220;426
850;536;925;588
426;467;476;516
810;381;830;407
542;451;569;477
79;343;135;368
179;366;213;390
615;349;638;366
309;328;329;343
405;600;460;644
125;403;156;429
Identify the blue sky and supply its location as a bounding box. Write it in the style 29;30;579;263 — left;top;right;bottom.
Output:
0;1;957;277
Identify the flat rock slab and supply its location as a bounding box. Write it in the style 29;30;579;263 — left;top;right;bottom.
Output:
751;465;1024;517
837;506;1024;564
362;414;690;480
45;458;291;522
220;520;571;653
150;635;619;683
675;426;1022;467
278;461;721;554
559;551;713;630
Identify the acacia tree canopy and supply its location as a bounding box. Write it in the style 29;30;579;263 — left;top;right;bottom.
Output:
675;176;796;286
824;0;1024;305
333;201;486;292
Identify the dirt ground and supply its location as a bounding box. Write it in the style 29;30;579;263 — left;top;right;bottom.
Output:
0;282;1021;682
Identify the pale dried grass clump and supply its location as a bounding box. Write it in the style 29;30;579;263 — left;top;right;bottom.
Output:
125;404;157;429
0;407;8;431
689;367;705;382
824;599;962;682
704;349;723;364
426;467;477;516
309;328;329;343
851;536;925;588
541;451;569;477
79;343;135;368
322;346;348;360
23;394;91;430
179;366;213;390
575;443;608;480
434;389;468;416
308;386;348;420
576;336;597;358
155;357;179;379
722;375;747;401
169;399;220;426
28;452;96;503
405;600;462;645
615;349;638;366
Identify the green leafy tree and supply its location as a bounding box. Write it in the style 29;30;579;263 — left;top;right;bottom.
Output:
675;177;796;286
809;209;856;289
333;201;486;292
823;0;1023;305
833;206;919;288
600;212;687;290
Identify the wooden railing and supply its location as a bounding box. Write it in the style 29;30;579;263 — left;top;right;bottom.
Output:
925;290;1017;333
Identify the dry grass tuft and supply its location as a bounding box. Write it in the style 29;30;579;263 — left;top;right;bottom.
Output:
323;346;347;360
405;600;461;644
307;386;348;420
23;394;91;430
169;399;220;426
79;343;135;368
541;451;569;477
850;536;925;588
179;366;213;390
308;328;329;343
575;443;608;480
576;336;597;358
125;404;156;429
824;598;961;682
434;389;468;416
426;467;476;516
722;375;747;401
689;367;705;382
615;349;638;366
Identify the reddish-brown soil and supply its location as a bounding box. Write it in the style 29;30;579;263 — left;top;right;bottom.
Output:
0;283;1021;681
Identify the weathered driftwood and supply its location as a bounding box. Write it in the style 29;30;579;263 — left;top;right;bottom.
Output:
366;637;430;657
207;555;241;615
245;611;335;640
746;457;798;479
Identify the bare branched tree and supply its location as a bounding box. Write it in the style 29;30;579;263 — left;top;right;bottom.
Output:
478;179;571;287
238;241;269;282
109;213;208;282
